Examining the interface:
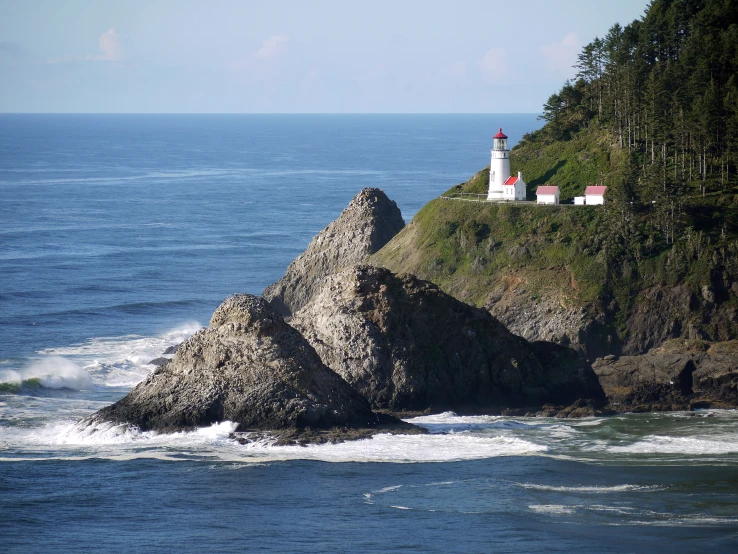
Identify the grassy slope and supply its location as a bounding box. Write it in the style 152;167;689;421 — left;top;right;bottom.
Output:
511;126;624;201
372;195;606;311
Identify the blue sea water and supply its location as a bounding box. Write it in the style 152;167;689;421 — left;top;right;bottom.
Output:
1;114;737;553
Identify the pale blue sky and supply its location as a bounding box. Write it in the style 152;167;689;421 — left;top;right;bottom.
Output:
0;0;649;113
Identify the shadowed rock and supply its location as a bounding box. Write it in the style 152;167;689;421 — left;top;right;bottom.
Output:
593;339;738;410
263;188;404;317
291;265;605;414
88;294;417;441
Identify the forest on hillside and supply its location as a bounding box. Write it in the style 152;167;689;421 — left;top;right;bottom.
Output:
525;0;738;239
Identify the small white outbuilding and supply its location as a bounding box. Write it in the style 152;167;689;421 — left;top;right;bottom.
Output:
584;185;608;205
536;185;560;205
574;196;586;205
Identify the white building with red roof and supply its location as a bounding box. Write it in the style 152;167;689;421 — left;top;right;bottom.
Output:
584;185;607;205
536;185;560;205
487;128;526;202
503;171;527;201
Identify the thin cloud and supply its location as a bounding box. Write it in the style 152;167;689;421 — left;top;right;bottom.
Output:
47;28;122;64
541;33;580;75
227;33;290;79
253;34;289;61
90;28;122;61
477;48;508;84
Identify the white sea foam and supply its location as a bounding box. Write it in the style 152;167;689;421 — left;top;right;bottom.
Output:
376;485;403;493
0;357;93;390
237;433;547;463
49;419;240;447
609;435;738;455
407;411;502;425
39;321;202;388
4;420;548;464
529;504;576;515
518;483;664;493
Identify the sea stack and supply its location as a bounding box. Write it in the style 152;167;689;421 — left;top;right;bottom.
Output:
291;265;605;414
263;188;404;317
88;294;416;442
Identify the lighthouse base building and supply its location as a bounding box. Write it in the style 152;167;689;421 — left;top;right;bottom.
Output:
487;128;526;202
503;172;527;201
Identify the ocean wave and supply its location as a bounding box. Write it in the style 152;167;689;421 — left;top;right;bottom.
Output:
609;435;738;455
407;412;502;425
529;504;576;515
0;357;93;391
50;419;239;446
5;418;548;464
518;483;665;493
232;432;548;463
39;321;202;388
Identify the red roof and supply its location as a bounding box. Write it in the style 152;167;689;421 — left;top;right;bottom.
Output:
536;185;560;195
585;185;607;195
504;176;519;186
493;128;508;139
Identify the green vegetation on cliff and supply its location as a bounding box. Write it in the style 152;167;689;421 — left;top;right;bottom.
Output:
373;0;738;355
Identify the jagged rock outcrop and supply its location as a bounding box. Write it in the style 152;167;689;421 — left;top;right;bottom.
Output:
89;294;416;442
291;265;605;414
592;339;738;411
263;188;404;317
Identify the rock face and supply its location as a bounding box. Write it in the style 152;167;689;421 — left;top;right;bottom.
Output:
291;265;605;414
482;278;613;359
91;294;410;439
263;188;404;317
592;339;738;410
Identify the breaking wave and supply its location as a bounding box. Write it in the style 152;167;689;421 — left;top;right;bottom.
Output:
609;435;738;455
518;483;665;493
38;321;202;388
0;357;93;391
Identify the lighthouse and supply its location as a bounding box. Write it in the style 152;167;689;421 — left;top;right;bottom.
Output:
487;128;511;201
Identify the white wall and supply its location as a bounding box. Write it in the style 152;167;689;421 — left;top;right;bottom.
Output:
586;194;604;205
537;194;559;205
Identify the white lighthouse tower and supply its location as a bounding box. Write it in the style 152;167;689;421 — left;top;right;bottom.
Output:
487;128;511;201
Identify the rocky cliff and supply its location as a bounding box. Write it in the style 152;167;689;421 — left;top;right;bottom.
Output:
263;188;404;317
291;265;605;414
89;294;416;443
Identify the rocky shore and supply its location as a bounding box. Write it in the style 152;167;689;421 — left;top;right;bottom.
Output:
593;339;738;411
88;188;737;444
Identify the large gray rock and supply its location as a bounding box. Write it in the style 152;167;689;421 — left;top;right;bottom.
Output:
263;188;404;316
88;294;414;441
592;339;738;410
291;265;605;414
484;281;612;359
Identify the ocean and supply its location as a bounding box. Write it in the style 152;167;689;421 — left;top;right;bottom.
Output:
1;114;737;553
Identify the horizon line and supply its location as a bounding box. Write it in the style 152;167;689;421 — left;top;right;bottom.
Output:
0;111;542;116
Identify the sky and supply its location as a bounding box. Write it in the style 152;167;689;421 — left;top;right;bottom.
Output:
0;0;650;113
